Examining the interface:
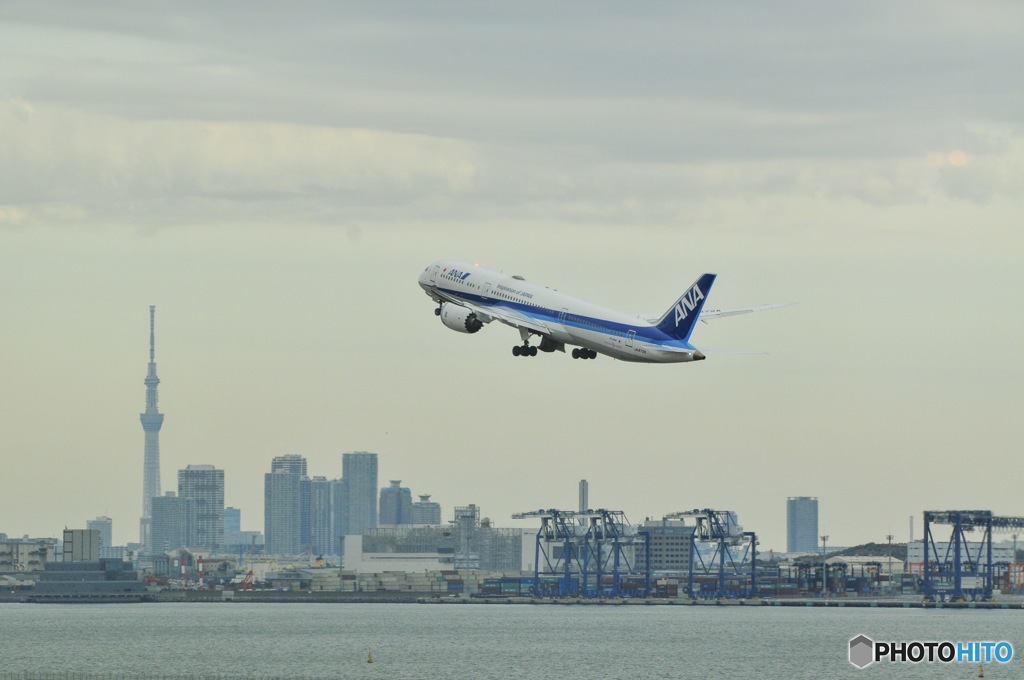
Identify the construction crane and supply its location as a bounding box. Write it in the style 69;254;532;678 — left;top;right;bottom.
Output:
664;509;757;600
922;510;1024;602
512;508;649;598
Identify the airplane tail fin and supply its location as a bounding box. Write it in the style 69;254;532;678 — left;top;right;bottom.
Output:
654;274;717;342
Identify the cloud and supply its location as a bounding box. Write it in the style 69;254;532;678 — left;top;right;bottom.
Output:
927;150;970;167
2;99;1022;237
0;101;477;229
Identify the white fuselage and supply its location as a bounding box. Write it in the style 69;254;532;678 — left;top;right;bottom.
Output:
418;260;706;363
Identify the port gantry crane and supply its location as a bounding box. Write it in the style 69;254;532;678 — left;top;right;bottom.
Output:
922;510;1024;602
512;508;650;598
663;509;758;600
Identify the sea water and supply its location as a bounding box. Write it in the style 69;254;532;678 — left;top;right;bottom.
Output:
0;602;1020;679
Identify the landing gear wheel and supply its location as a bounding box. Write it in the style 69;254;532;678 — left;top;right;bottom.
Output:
529;346;538;357
572;348;580;359
434;307;441;316
512;345;522;357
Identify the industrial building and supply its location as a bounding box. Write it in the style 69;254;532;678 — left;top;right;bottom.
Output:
343;520;533;573
32;558;145;601
635;517;694;574
62;529;100;562
0;535;56;573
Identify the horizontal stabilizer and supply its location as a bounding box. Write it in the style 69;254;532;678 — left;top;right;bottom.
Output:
700;302;798;324
654;274;716;342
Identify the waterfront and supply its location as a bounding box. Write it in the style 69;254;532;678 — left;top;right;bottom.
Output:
1;603;1021;679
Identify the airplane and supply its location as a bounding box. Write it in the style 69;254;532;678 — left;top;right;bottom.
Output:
418;259;792;363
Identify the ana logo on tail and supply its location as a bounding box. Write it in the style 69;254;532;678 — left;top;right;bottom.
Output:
674;285;704;326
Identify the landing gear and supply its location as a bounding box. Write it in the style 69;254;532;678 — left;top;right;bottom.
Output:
513;328;538;357
513;344;538;357
572;348;597;360
434;306;441;316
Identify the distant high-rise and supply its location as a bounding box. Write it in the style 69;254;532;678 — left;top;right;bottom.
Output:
380;480;413;525
411;494;442;525
178;465;224;550
224;507;259;549
331;478;348;553
787;496;819;553
305;476;334;556
264;468;301;556
152;491;192;554
579;479;589;513
342;452;378;535
139;305;165;550
271;454;308;476
224;507;241;535
87;517;112;549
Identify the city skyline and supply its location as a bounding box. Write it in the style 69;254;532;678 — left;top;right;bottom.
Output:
2;4;1022;551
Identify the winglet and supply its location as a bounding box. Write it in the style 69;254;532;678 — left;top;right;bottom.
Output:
654;274;716;342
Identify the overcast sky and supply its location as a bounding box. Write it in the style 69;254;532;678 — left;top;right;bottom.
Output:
1;2;1022;551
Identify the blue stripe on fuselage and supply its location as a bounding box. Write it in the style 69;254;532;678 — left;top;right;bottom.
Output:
435;284;695;349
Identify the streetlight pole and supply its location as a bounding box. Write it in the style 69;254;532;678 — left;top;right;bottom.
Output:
821;534;829;597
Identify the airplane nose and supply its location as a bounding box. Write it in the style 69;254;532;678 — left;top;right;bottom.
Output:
692;351;706;361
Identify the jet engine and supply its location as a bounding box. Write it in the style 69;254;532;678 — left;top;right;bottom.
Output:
440;303;483;334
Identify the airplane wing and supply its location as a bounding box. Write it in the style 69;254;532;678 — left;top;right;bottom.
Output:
697;302;797;324
436;290;552;336
480;305;552;335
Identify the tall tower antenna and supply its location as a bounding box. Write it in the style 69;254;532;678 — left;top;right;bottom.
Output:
139;305;165;552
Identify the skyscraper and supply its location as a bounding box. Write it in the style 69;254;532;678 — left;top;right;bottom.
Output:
139;305;165;550
152;491;192;554
224;507;241;535
411;495;442;525
342;452;378;535
379;480;413;525
331;478;348;553
223;506;242;547
264;468;301;556
87;516;112;549
306;476;334;556
271;454;308;476
178;465;224;550
787;496;819;553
